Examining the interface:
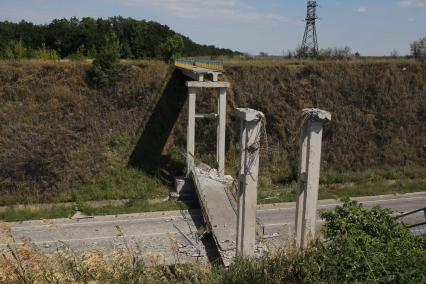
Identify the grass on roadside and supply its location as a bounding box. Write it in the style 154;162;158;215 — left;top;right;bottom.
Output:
258;179;426;204
0;206;75;222
258;165;426;204
60;167;170;203
0;200;188;223
1;179;425;222
1;165;425;222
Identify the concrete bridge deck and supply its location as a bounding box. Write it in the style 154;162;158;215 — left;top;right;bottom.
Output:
191;166;238;265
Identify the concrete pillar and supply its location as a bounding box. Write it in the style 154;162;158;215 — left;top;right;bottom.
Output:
235;108;264;257
295;108;331;249
186;87;196;176
217;87;227;177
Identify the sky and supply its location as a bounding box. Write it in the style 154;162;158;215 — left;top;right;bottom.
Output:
0;0;425;56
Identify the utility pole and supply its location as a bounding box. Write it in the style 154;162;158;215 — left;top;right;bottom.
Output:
300;1;319;57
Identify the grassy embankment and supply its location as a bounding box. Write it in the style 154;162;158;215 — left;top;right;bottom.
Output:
0;59;425;221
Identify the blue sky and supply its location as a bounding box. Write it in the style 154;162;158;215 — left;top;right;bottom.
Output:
0;0;425;56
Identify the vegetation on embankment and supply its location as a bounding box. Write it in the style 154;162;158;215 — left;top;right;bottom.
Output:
1;201;425;283
0;59;425;208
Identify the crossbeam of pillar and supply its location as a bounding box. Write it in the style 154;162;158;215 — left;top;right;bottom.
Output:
235;108;264;257
185;81;230;178
195;113;218;119
186;81;229;88
295;108;331;249
180;66;222;82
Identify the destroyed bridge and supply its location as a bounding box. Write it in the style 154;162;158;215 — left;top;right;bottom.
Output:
173;58;332;265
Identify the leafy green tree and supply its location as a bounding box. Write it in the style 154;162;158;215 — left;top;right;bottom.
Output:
88;33;121;87
2;40;27;60
0;17;240;60
411;38;426;59
160;34;184;62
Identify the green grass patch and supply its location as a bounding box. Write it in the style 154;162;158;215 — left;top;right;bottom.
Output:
1;178;424;222
319;179;426;200
258;179;426;204
0;200;189;222
1;166;425;222
0;206;75;222
0;167;170;207
59;167;169;203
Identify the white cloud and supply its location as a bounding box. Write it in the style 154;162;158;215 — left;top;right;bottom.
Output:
354;7;367;13
399;0;425;8
122;0;290;24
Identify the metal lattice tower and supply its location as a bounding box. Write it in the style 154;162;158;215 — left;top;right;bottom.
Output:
301;1;319;57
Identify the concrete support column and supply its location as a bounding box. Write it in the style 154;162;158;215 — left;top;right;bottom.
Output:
186;87;196;176
295;108;331;249
236;108;264;257
217;88;227;177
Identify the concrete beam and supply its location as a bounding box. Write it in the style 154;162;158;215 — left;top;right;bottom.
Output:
295;108;331;249
178;66;222;82
186;81;230;88
236;108;265;257
182;69;204;82
195;113;218;119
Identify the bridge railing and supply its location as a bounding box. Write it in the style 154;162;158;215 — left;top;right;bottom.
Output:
194;59;224;71
175;58;224;72
175;58;195;70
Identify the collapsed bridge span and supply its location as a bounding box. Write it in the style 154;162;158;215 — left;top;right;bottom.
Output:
174;60;266;265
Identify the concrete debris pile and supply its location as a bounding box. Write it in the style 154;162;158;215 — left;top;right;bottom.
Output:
196;163;234;185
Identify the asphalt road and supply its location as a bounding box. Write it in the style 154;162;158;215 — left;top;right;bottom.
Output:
1;193;425;264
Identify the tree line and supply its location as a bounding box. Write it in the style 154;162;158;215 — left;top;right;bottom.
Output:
0;17;240;60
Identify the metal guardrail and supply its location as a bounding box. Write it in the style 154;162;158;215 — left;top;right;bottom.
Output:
175;58;224;72
397;207;426;236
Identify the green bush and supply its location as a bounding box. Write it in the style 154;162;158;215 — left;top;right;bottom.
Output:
34;43;60;60
219;200;426;283
315;200;426;283
66;52;88;61
2;40;27;60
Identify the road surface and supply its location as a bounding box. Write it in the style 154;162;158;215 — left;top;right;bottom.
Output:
1;193;425;264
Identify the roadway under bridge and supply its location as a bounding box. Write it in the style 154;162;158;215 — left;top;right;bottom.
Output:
1;193;425;265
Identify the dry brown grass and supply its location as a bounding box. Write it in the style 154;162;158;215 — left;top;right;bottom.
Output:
0;60;169;205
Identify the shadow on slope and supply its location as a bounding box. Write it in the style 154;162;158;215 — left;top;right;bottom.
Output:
128;69;187;182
